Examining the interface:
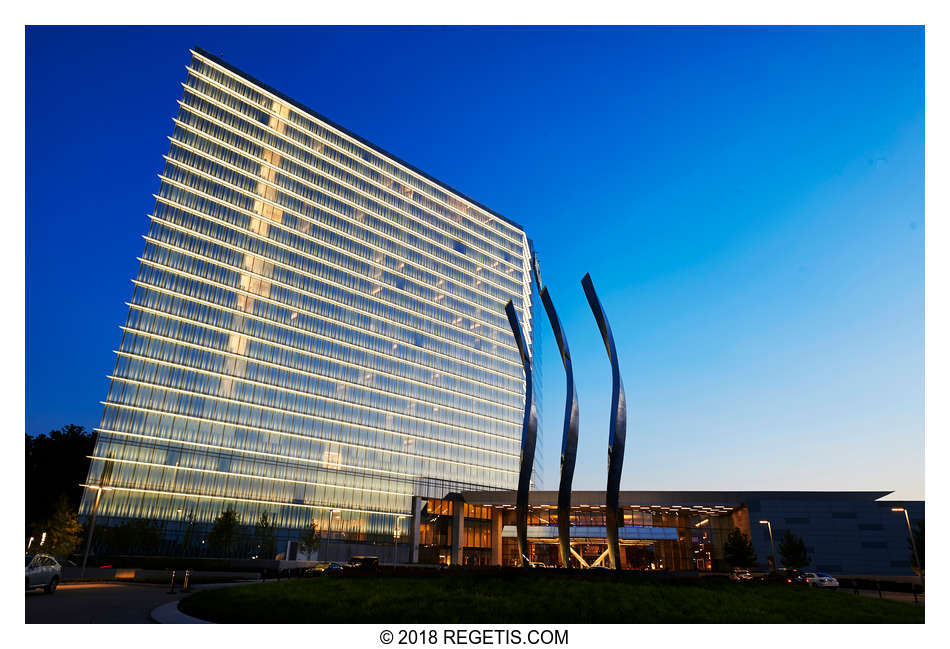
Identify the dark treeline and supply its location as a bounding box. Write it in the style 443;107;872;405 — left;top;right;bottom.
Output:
25;425;94;527
25;424;95;557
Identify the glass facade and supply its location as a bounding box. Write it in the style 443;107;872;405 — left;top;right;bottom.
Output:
80;48;538;551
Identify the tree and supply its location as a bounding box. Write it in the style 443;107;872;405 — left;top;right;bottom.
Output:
254;512;276;559
299;519;322;559
102;518;163;555
208;507;240;557
778;529;811;568
723;527;758;568
25;425;95;534
38;495;84;559
909;520;924;574
180;511;198;556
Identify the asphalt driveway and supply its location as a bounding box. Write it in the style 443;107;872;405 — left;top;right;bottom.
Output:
26;582;186;624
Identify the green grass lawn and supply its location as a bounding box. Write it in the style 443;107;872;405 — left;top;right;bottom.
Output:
178;572;924;623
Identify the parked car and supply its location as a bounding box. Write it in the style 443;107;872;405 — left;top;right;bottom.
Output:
302;565;322;577
25;553;62;594
804;572;839;589
783;568;809;584
323;562;344;577
343;556;379;573
730;568;754;582
757;570;805;585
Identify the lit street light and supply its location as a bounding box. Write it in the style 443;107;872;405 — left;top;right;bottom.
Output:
80;485;113;579
393;515;407;568
759;520;776;571
891;507;924;591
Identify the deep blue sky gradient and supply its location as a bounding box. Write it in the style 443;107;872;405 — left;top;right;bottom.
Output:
25;26;924;499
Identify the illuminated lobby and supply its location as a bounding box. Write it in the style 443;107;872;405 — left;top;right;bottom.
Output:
409;490;923;576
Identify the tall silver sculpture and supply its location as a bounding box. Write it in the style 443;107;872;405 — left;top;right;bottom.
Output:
532;256;579;569
581;273;627;570
505;300;538;568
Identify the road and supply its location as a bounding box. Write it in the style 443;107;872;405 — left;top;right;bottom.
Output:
26;582;187;624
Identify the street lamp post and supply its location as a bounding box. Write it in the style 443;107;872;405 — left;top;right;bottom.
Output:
759;520;776;571
80;485;112;579
393;515;407;568
328;509;341;562
891;508;924;591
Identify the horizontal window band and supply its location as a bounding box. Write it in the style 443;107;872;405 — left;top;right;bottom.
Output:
119;323;520;412
147;206;516;342
169;110;524;280
155;154;532;335
125;282;524;393
180;68;526;265
137;230;505;378
156;157;530;342
87;455;411;498
121;301;521;403
112;349;522;447
94;425;420;480
166;117;527;307
153;173;524;322
156;171;532;347
80;480;407;518
187;56;526;249
100;387;520;473
132;252;524;376
155;171;522;353
154;167;514;316
172;102;524;287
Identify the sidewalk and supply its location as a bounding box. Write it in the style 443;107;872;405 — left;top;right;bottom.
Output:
841;588;925;606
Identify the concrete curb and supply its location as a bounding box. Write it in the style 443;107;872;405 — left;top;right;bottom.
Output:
149;580;266;623
151;600;213;624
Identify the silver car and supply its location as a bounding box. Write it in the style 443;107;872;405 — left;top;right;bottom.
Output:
805;572;839;589
25;553;62;593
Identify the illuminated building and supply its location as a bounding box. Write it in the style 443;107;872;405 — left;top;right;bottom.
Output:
414;490;924;575
80;48;540;558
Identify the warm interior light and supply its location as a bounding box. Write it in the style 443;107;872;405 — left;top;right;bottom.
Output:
891;508;905;512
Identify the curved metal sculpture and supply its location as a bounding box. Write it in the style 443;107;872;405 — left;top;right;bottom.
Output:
531;254;580;569
540;287;580;569
581;273;627;570
505;300;538;568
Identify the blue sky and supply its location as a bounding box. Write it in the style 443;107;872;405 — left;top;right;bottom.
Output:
25;26;924;499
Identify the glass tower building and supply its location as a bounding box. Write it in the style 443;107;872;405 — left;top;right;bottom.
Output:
80;48;539;553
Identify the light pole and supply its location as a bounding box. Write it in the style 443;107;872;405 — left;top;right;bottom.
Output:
393;515;407;567
891;507;924;591
80;485;112;579
328;509;341;562
759;520;776;571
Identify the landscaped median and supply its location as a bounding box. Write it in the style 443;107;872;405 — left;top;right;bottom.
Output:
177;571;925;624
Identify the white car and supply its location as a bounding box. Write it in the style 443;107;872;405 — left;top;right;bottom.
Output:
805;572;839;589
26;553;62;593
730;569;754;582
